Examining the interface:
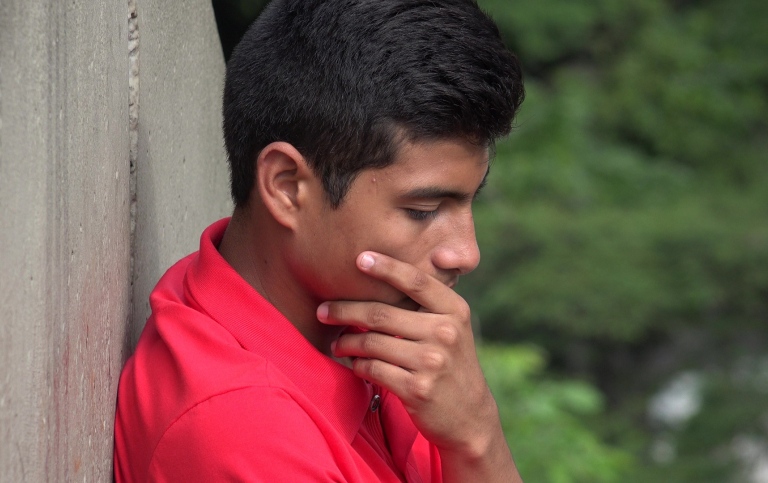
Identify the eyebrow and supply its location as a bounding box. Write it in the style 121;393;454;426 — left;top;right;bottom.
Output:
401;166;491;202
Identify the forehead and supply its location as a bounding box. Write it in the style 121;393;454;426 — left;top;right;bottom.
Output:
391;135;486;166
381;138;489;186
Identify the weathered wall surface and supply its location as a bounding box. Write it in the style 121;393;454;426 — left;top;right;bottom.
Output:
0;2;131;480
132;0;231;344
0;0;231;480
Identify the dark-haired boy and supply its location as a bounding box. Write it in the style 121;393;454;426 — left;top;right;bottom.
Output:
115;0;525;481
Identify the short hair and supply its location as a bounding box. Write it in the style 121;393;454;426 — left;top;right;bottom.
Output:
223;0;525;207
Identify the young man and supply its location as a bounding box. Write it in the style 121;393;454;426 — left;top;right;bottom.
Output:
115;0;525;481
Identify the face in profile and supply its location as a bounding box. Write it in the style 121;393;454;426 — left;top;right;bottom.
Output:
290;137;489;309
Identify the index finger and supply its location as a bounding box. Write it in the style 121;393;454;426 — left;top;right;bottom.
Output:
356;252;455;313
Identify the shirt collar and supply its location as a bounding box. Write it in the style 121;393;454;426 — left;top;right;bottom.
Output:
185;218;373;443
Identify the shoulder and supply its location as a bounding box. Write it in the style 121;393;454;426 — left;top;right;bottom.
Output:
147;386;346;481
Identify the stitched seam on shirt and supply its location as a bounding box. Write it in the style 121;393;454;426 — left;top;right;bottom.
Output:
146;384;297;473
406;460;424;483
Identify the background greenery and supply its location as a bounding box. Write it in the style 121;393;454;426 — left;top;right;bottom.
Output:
212;0;768;480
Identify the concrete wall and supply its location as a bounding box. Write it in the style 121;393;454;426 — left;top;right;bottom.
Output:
0;0;231;480
131;0;231;345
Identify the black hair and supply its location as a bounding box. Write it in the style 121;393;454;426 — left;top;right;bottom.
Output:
223;0;524;207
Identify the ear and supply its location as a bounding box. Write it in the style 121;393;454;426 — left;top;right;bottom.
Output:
253;142;314;230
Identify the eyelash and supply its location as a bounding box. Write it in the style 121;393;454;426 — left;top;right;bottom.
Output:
405;208;439;221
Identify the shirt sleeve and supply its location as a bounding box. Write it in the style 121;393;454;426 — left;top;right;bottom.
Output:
147;386;348;482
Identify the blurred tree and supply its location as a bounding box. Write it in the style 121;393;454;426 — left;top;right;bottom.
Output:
479;344;633;482
467;0;768;480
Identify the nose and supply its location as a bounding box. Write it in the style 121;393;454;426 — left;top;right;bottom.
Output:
432;210;481;276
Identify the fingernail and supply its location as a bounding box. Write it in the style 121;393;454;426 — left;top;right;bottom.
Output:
330;340;337;354
317;303;329;322
360;253;375;269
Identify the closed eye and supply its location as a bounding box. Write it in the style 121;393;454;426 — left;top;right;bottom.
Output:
405;208;439;221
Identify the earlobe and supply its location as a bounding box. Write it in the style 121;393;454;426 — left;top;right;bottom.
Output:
255;142;312;230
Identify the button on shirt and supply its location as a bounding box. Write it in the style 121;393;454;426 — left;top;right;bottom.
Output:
114;218;442;482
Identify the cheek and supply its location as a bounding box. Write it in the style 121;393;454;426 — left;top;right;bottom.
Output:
309;260;404;304
367;227;435;273
352;211;422;257
302;210;434;303
291;229;386;302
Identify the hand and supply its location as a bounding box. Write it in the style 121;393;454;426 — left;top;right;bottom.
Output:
316;251;513;469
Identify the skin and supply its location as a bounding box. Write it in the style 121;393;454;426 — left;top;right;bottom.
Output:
219;137;523;482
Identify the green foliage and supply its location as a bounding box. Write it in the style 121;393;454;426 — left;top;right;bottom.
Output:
478;344;633;482
467;181;768;340
465;0;768;480
464;0;768;342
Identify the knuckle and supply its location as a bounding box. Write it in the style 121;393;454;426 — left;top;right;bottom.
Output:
409;376;433;402
360;334;380;353
409;270;430;293
420;350;445;371
434;322;459;347
368;305;390;328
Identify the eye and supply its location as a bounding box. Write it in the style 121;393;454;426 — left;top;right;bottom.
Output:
405;208;439;221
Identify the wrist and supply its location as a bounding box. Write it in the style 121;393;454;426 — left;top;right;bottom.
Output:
439;434;522;483
437;401;523;483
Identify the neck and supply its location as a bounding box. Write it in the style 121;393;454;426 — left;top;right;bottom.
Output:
218;206;345;358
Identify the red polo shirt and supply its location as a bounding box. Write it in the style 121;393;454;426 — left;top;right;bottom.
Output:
114;218;442;482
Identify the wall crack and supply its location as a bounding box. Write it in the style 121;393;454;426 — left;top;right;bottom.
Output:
127;0;139;339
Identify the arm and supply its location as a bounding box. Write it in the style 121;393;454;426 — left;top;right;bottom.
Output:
318;252;523;483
